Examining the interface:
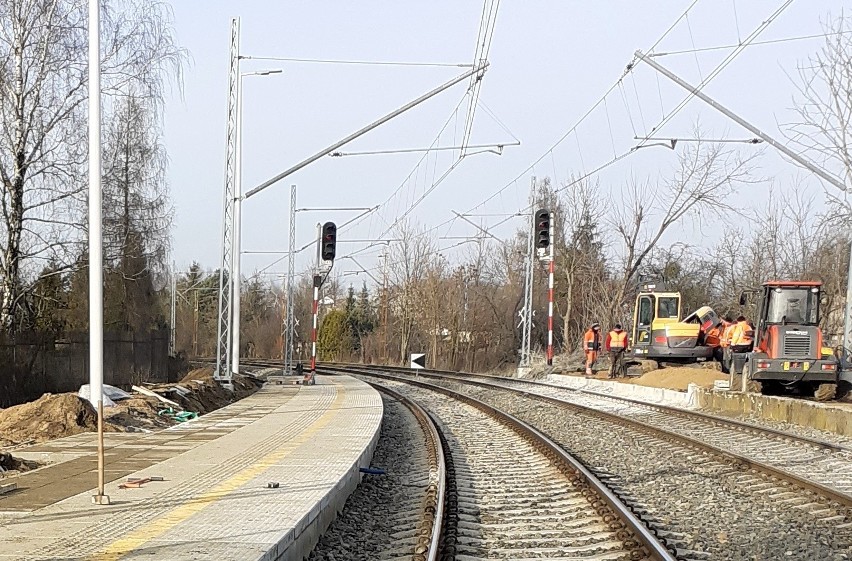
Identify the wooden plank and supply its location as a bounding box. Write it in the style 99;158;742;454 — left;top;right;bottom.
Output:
131;385;181;408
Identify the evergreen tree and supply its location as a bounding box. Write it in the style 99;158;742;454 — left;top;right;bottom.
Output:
318;309;352;361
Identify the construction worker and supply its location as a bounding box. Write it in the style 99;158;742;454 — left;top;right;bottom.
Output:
605;324;629;378
583;323;601;376
719;315;735;373
729;315;754;378
730;315;754;353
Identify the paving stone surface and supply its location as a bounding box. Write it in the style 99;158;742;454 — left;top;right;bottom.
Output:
0;376;382;561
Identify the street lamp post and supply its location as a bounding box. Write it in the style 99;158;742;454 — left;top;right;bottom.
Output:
230;69;282;381
88;0;109;506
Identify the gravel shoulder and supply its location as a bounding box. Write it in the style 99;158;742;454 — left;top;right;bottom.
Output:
308;394;432;561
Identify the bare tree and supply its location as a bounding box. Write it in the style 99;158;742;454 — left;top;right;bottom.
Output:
384;222;436;362
0;0;183;331
102;94;172;331
607;139;757;321
784;14;852;220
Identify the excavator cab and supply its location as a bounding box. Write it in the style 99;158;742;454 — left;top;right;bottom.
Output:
631;285;713;364
741;281;838;400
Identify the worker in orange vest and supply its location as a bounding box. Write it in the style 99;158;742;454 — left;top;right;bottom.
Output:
728;315;754;380
605;324;629;378
730;315;754;353
719;315;735;373
583;323;601;376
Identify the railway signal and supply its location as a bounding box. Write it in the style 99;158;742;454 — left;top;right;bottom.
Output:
535;209;550;249
321;222;337;261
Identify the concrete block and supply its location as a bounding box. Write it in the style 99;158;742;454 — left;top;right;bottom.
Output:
695;388;852;438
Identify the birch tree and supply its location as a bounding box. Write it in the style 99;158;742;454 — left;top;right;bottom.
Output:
0;0;182;331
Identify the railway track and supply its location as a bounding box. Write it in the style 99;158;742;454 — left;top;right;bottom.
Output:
332;363;852;502
239;359;675;559
308;385;444;561
362;375;675;560
321;364;852;560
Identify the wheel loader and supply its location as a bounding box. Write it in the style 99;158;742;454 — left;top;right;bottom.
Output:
737;281;839;400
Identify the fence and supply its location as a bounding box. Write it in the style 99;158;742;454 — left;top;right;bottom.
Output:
0;328;172;408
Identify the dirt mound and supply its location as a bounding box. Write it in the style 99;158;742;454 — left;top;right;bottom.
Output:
0;452;42;478
174;373;261;415
629;366;727;392
0;394;97;446
105;396;176;433
0;367;263;449
181;367;215;383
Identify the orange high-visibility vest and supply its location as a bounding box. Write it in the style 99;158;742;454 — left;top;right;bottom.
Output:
584;329;600;351
720;323;736;347
731;321;754;346
607;330;628;351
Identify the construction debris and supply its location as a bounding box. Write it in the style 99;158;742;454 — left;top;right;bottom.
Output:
0;367;262;450
78;384;132;408
119;476;164;489
0;394;97;446
131;385;181;408
0;452;42;479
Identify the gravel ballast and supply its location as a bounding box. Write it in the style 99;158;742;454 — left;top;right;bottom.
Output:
414;376;852;561
308;394;433;561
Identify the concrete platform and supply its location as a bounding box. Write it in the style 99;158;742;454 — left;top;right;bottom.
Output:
0;375;382;561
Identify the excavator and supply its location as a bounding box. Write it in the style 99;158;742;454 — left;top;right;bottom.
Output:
629;281;840;399
736;281;839;401
629;284;716;365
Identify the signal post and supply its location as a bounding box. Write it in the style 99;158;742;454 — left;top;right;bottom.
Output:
535;209;554;366
306;221;336;385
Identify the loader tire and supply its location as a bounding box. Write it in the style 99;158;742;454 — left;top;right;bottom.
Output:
742;362;762;394
814;383;837;402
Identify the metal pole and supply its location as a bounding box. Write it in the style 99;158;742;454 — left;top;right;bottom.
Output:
309;274;320;379
845;246;852;366
519;177;535;371
635;50;846;192
193;290;199;357
284;184;297;375
229;51;244;386
88;0;108;506
214;18;240;382
169;262;177;357
547;212;555;367
244;62;489;200
382;250;389;364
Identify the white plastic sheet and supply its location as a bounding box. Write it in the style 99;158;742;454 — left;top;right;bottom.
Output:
78;384;131;408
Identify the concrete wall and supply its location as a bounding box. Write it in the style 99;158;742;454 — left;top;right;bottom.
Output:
694;388;852;437
548;374;693;407
0;329;171;407
549;374;852;438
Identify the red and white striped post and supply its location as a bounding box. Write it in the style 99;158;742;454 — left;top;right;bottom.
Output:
308;274;321;383
546;211;555;366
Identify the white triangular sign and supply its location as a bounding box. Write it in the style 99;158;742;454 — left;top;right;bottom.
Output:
410;353;426;369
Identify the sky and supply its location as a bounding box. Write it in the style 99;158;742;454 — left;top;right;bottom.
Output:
163;1;845;286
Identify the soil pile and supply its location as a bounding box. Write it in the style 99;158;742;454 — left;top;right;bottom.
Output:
629;367;727;392
172;368;262;415
0;452;42;478
105;396;176;433
0;367;263;449
0;394;97;446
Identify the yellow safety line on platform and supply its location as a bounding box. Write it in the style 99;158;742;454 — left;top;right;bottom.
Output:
87;383;347;561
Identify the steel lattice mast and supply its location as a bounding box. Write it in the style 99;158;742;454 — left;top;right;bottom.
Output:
214;18;240;384
283;184;297;375
518;177;535;371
